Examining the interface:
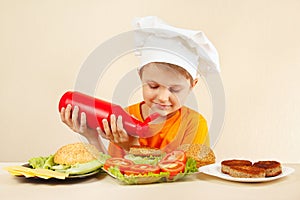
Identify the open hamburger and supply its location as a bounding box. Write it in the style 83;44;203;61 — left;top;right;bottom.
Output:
103;145;200;184
29;142;110;175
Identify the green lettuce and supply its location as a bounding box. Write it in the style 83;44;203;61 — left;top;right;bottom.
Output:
184;158;198;174
28;152;111;175
65;160;104;175
28;155;54;169
43;155;56;169
107;166;170;184
124;154;163;165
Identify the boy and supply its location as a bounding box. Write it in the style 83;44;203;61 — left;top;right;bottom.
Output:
60;16;220;156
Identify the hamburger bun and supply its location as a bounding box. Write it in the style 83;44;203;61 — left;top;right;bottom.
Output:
54;142;100;165
177;144;215;167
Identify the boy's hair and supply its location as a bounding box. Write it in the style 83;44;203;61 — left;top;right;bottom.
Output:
140;62;195;85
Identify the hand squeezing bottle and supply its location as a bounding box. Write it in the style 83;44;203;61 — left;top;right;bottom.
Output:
58;91;160;137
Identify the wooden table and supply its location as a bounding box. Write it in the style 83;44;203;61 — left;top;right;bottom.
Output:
1;162;299;200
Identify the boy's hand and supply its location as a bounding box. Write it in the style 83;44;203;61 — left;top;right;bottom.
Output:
60;104;107;153
60;104;89;135
98;114;138;150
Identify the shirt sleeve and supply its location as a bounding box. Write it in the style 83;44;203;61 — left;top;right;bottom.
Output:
181;111;210;147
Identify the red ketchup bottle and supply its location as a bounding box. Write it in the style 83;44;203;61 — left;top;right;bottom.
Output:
58;91;159;137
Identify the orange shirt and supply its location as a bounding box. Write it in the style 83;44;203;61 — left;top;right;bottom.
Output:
108;102;209;157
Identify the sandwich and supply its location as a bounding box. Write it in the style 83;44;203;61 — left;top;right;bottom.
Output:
104;146;199;184
29;142;111;175
5;142;111;179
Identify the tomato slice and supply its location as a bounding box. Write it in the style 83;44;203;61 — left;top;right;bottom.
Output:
103;158;134;172
124;164;160;176
161;150;187;163
158;161;185;177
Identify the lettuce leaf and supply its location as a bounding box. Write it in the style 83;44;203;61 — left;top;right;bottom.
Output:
107;166;170;184
65;160;103;175
184;158;198;174
43;155;56;169
28;155;54;169
124;154;163;165
28;152;111;175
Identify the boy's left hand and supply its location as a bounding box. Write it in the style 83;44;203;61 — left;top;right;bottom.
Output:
97;114;137;150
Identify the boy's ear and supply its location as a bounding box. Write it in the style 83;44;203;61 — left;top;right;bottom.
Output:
191;78;198;88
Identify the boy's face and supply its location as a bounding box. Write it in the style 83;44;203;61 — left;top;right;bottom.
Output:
140;63;193;116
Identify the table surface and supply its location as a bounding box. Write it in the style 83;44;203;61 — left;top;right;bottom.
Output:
1;162;299;200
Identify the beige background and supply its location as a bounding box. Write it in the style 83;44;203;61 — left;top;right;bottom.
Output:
0;0;299;163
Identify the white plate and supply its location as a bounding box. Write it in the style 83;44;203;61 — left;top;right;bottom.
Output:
199;163;295;183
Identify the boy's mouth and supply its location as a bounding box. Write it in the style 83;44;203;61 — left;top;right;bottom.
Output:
153;103;172;110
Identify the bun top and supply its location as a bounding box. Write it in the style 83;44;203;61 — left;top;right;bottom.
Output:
54;142;99;165
177;144;215;167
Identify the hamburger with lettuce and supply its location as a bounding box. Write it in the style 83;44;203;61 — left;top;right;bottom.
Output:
28;142;110;176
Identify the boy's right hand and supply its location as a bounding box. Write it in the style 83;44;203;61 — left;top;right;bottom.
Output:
59;105;99;144
60;104;107;153
60;104;88;135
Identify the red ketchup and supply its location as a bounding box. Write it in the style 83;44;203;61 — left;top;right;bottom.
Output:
58;91;160;137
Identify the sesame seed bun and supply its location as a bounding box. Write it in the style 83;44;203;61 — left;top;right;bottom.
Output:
177;144;216;167
54;142;99;165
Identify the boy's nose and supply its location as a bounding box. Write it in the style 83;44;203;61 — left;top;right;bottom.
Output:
157;88;170;102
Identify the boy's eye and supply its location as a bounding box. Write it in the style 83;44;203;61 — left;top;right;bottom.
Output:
148;83;159;89
169;86;182;93
169;88;181;93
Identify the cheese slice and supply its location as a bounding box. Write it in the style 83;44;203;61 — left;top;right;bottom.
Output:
3;166;36;178
34;168;67;179
3;166;67;179
5;169;24;176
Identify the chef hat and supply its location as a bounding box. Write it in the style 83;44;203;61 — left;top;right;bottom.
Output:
132;16;220;79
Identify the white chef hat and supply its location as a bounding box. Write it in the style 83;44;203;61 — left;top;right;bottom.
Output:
132;16;220;79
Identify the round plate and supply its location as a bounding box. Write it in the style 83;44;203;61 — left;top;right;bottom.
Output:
199;163;295;183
